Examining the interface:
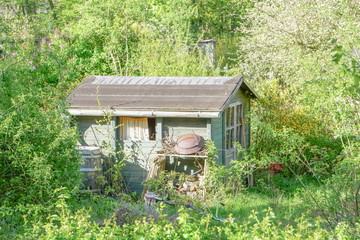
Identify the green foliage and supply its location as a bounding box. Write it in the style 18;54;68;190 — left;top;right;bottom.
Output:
294;143;360;236
195;0;252;38
134;34;219;76
0;95;81;205
248;78;345;176
1;199;339;239
62;0;220;76
0;27;84;213
205;141;252;198
235;0;360;84
235;0;359;177
1;0;360;238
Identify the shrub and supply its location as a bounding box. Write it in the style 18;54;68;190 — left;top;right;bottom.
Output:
0;93;82;206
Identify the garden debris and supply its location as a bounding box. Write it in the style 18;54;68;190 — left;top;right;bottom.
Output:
157;133;208;156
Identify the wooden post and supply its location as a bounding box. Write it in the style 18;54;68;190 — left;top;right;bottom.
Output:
206;118;212;140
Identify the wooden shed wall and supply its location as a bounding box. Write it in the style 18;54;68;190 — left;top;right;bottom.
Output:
121;140;159;194
77;116;113;156
163;118;209;140
77;116;159;194
162;117;209;175
211;115;224;164
119;117;162;195
122;117;210;194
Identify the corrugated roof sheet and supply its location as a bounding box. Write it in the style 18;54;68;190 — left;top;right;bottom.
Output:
68;76;257;114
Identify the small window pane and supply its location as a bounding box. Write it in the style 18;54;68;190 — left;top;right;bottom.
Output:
237;104;242;124
230;107;234;126
237;126;243;144
120;117;149;141
236;105;240;124
226;130;230;149
225;108;229;127
148;118;156;141
236;126;240;142
230;129;234;148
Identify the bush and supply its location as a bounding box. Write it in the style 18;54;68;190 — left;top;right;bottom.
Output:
248;79;342;176
0;34;83;206
0;93;82;206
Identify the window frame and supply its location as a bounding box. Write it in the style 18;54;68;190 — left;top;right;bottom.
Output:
119;117;156;141
225;102;243;150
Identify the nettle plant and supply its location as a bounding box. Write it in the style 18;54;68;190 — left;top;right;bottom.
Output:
0;93;81;206
0;31;84;206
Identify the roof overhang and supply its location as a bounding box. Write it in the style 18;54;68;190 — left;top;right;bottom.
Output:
219;77;259;113
68;109;220;118
241;79;259;99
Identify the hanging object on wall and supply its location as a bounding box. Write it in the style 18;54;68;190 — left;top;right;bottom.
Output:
174;133;205;155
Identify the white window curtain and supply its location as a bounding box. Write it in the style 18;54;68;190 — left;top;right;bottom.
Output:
121;117;149;141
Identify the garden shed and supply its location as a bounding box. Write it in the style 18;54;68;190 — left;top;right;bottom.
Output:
67;76;258;194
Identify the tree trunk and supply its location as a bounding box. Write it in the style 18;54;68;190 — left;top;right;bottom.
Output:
47;0;57;20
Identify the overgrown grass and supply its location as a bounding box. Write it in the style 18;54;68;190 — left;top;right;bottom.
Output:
0;175;354;239
207;175;319;227
1;175;356;239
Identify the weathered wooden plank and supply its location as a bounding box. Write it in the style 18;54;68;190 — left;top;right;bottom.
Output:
77;116;112;147
229;90;245;105
163;118;208;140
206;119;212;140
211;114;224;164
121;161;148;194
156;118;163;147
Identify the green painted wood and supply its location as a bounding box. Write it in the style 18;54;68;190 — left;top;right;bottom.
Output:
245;98;251;149
233;90;251;150
77;116;115;157
206;119;211;141
221;111;226;164
110;116;116;157
211;114;223;164
121;162;147;194
229;89;246;105
118;116;161;195
121;138;159;195
77;103;253;193
78;116;161;195
163;118;208;141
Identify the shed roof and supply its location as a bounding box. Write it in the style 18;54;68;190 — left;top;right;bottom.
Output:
67;76;257;118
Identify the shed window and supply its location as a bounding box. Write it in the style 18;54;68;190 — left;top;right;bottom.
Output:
225;103;243;149
120;117;156;141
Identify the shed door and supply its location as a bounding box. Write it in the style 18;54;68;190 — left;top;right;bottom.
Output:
225;103;243;166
